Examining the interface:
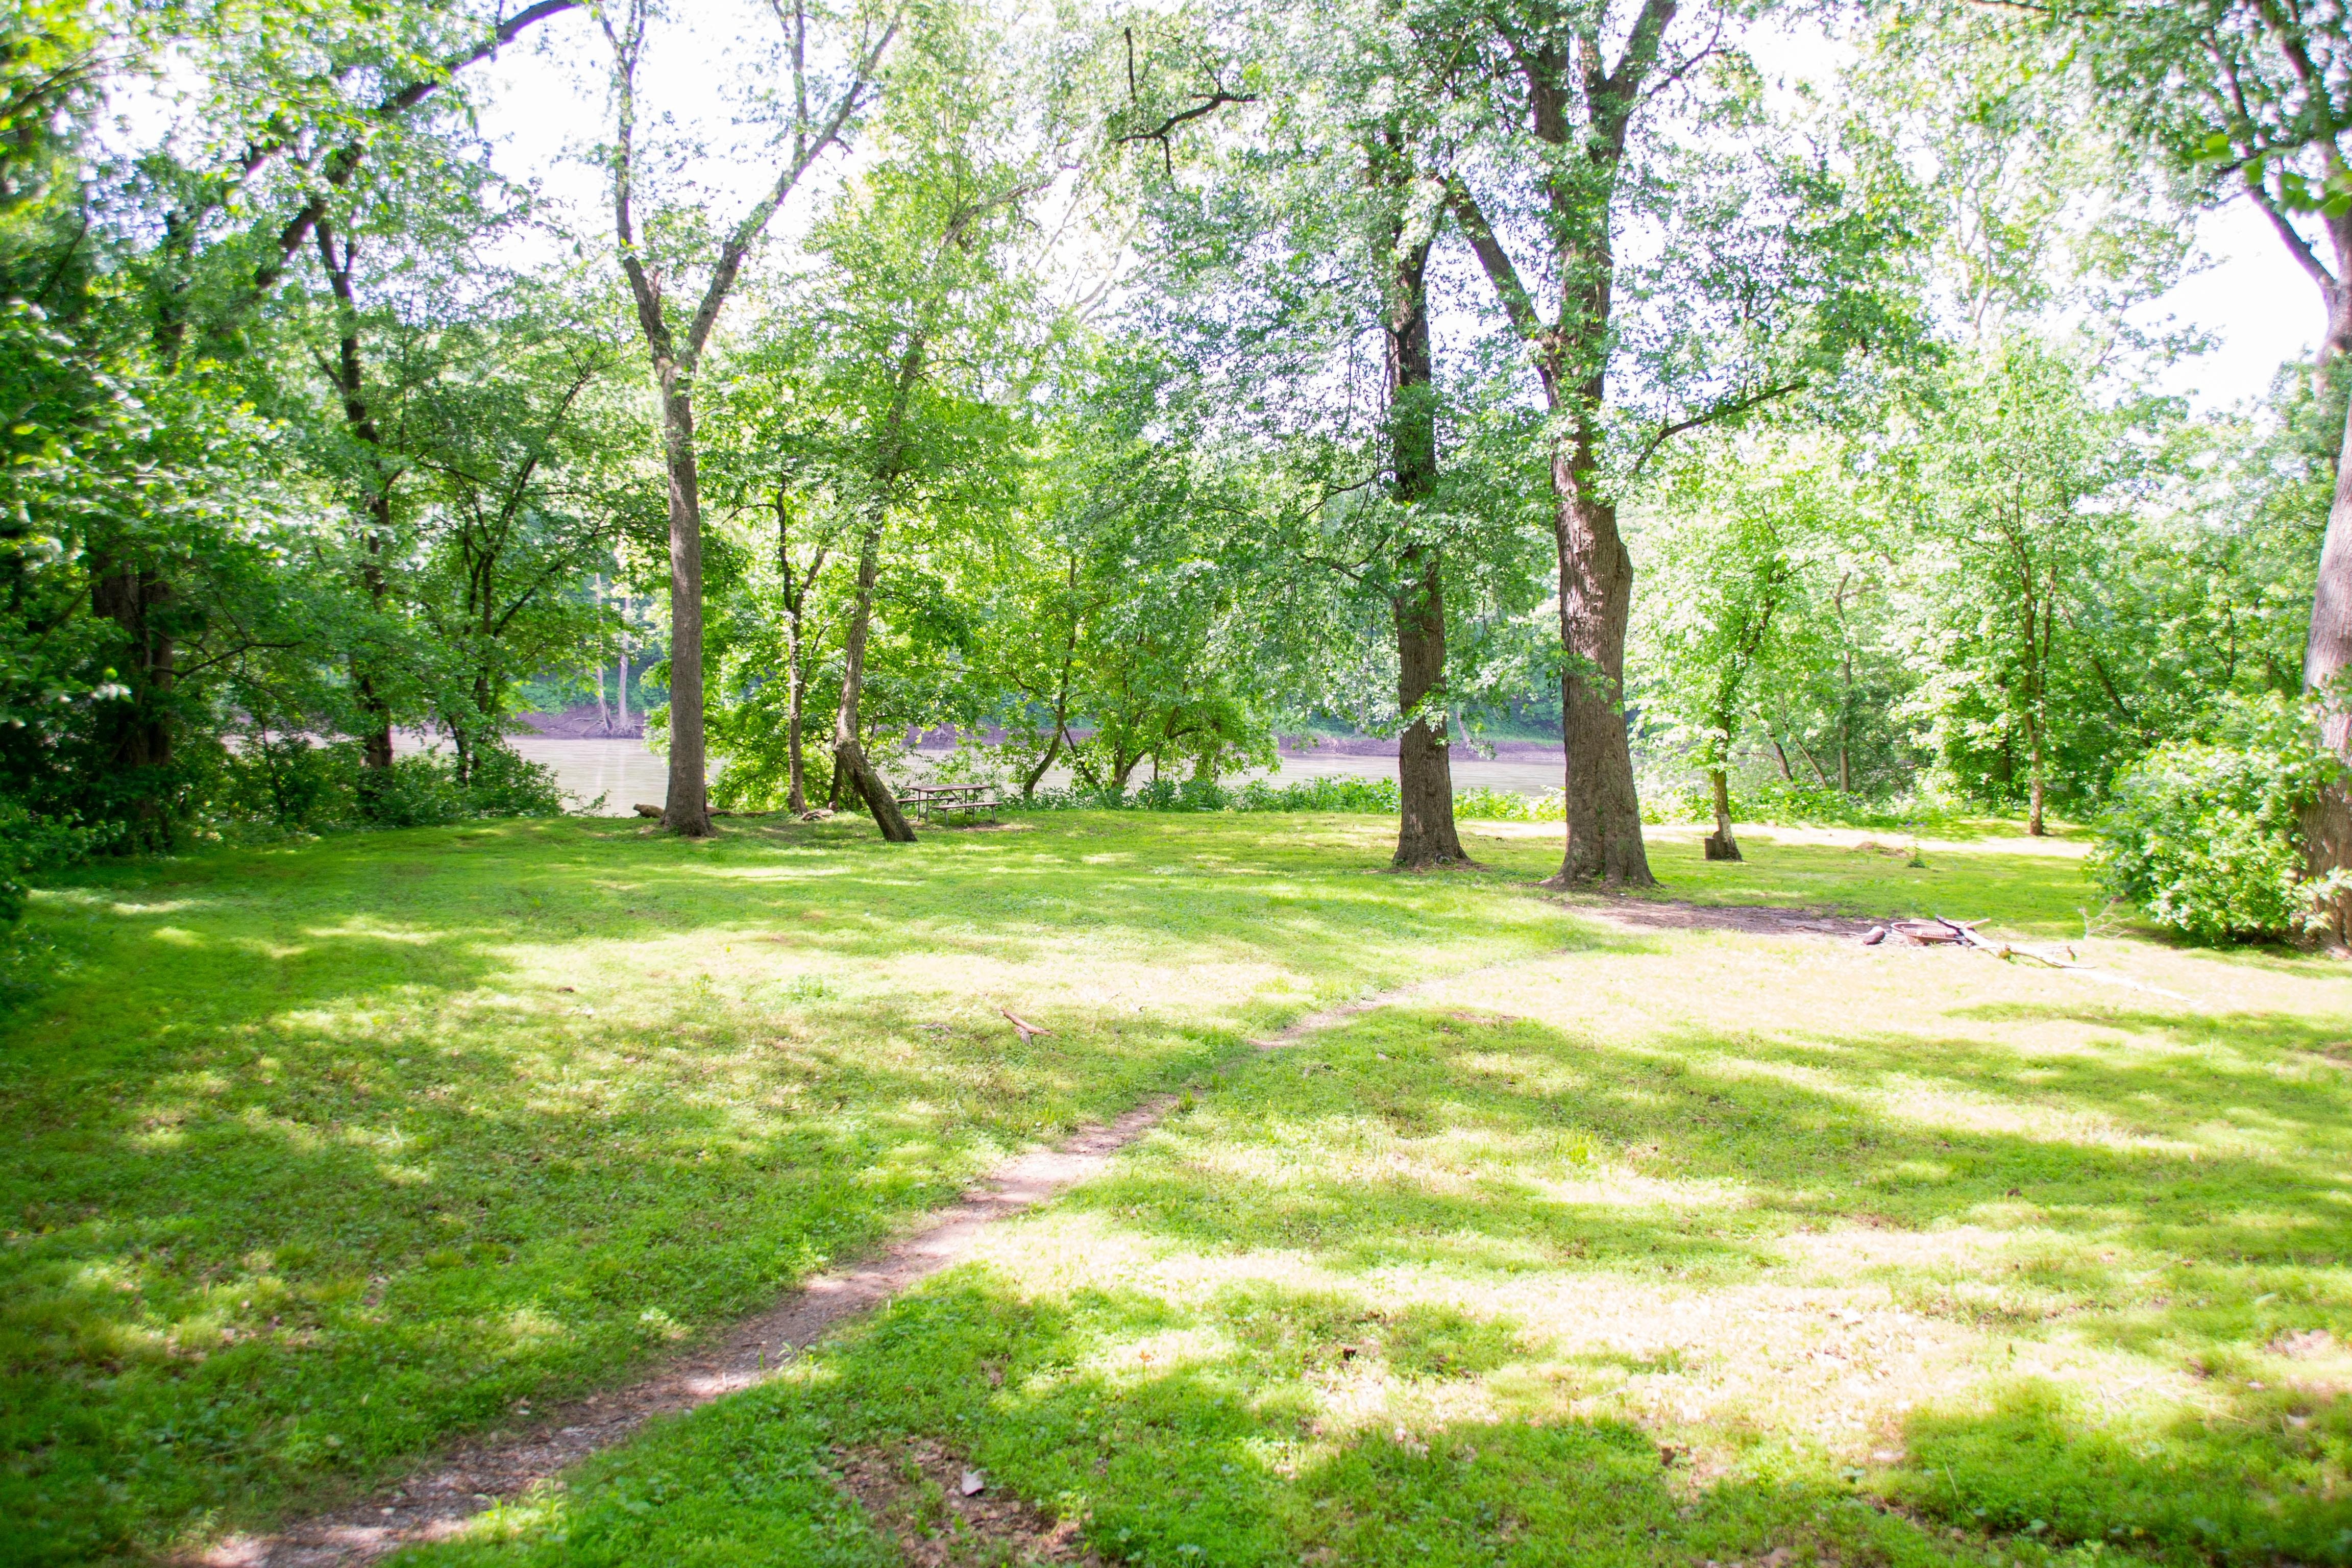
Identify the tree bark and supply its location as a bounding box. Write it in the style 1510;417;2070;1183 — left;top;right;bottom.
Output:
1378;152;1467;869
2305;332;2352;940
1703;767;1741;861
1393;554;1464;865
1549;447;1654;886
654;371;713;835
2025;714;2047;838
777;497;823;815
1444;6;1669;891
89;563;177;847
785;607;808;814
315;219;401;779
832;522;917;842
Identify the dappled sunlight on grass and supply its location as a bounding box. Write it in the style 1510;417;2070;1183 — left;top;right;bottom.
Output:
10;811;2344;1565
1;812;1570;1562
387;884;2352;1568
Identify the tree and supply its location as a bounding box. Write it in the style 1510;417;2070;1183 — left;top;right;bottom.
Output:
101;0;583;814
1634;437;1840;860
1108;6;1476;864
1432;0;1917;884
595;0;897;837
2053;0;2352;922
1892;335;2142;834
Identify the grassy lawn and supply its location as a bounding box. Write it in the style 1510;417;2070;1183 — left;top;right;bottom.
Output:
6;811;2348;1566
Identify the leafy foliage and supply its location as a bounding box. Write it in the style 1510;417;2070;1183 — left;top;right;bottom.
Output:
2092;697;2338;941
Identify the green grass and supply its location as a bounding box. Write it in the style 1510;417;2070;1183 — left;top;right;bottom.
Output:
5;810;2346;1566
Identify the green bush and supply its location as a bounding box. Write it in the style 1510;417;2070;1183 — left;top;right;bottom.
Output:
214;738;571;834
1456;785;1565;822
2092;698;2338;943
1010;774;1407;815
0;798;91;924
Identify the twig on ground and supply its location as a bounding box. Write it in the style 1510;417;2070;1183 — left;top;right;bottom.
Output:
1000;1007;1054;1043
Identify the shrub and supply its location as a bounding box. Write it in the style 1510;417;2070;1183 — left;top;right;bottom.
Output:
0;798;91;924
453;743;569;818
2092;698;2339;943
1456;785;1566;822
214;738;571;834
1009;774;1407;815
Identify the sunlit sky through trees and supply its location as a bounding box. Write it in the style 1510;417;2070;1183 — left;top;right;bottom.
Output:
448;4;2316;413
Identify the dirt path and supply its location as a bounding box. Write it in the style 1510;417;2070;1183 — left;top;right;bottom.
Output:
195;982;1456;1567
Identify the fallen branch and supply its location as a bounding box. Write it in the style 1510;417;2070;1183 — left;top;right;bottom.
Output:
1000;1007;1054;1043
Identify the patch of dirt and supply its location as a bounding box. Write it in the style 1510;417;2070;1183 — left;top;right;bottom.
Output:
1569;899;1887;939
832;1438;1100;1565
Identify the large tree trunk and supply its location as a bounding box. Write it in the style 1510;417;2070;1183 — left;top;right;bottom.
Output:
832;521;916;843
1547;440;1654;888
2301;380;2352;940
1379;170;1467;870
655;374;713;836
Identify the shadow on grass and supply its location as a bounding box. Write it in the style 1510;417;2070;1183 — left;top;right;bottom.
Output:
0;815;1595;1563
1034;1007;2352;1563
393;1277;1963;1568
378;986;2352;1568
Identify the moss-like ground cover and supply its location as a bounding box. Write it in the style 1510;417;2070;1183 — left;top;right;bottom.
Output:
6;812;2347;1567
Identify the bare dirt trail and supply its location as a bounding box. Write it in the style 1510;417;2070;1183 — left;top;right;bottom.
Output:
194;971;1491;1568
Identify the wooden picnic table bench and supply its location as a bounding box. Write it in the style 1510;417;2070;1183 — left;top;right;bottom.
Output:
897;781;999;825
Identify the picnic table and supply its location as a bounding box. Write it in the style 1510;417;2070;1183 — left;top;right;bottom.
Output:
898;781;999;825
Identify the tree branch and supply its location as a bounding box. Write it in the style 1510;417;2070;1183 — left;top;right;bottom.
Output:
1444;181;1544;346
1628;380;1806;480
1113;90;1256;174
684;15;904;358
252;1;584;297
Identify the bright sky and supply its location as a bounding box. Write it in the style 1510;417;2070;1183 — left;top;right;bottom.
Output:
2159;200;2324;409
465;7;2322;415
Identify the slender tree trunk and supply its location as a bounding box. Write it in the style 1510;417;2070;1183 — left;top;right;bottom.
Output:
1377;140;1466;869
2025;712;2048;838
785;607;808;814
1703;766;1741;861
1025;564;1082;799
1023;650;1077;800
354;522;395;772
1770;734;1795;781
89;564;177;847
1791;733;1834;789
316;219;399;779
595;642;610;732
832;522;916;842
1022;729;1065;799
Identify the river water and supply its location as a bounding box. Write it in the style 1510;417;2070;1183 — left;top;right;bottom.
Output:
467;737;1567;817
